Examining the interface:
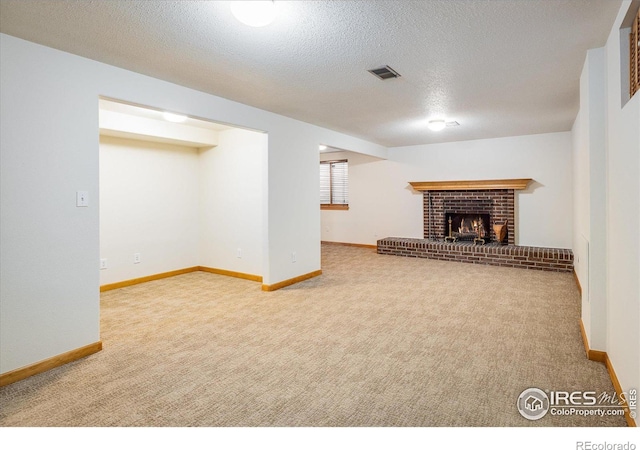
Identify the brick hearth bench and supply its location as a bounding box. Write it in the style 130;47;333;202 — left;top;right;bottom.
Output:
377;237;573;272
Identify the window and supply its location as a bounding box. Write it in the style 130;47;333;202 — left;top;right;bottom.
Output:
631;6;640;98
320;160;348;210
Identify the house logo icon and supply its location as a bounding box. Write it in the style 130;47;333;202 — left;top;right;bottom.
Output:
525;395;543;411
517;388;550;420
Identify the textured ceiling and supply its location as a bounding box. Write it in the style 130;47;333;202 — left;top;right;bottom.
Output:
0;0;622;147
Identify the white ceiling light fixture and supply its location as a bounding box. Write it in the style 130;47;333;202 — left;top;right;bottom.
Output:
231;1;277;28
319;145;327;151
163;112;188;123
427;119;447;132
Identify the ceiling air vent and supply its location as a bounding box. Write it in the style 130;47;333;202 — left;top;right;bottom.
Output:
368;65;401;80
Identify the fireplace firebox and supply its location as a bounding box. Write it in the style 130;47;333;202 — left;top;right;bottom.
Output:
444;213;491;242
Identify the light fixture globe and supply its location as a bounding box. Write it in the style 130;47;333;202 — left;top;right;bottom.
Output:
163;112;188;123
231;1;277;27
427;119;446;131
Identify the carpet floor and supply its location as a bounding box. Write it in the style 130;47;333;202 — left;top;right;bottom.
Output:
0;244;626;426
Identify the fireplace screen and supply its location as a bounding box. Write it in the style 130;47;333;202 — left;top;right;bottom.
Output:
444;213;490;241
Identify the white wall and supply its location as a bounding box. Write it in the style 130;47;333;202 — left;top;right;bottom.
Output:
573;0;640;405
572;93;590;324
322;132;573;249
572;47;607;351
604;1;640;399
99;136;200;285
321;151;386;244
1;36;101;374
0;33;386;374
199;128;265;276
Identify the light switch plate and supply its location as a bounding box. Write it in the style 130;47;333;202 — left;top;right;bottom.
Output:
76;191;89;207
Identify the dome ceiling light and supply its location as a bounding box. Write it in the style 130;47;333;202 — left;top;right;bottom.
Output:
231;1;277;27
427;120;446;131
427;119;460;131
163;112;188;123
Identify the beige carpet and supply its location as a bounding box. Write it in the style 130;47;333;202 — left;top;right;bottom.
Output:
0;244;626;426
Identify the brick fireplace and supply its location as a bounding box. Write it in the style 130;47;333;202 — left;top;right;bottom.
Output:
377;179;574;272
424;189;515;244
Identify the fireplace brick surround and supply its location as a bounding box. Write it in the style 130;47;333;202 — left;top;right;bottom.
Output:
377;179;574;272
424;189;515;245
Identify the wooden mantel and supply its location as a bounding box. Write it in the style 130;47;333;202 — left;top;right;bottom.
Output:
409;178;532;191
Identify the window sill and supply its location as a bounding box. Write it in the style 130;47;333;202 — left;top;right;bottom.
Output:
321;204;349;211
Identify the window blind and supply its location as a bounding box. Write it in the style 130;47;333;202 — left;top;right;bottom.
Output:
632;8;640;98
320;162;331;204
320;160;348;206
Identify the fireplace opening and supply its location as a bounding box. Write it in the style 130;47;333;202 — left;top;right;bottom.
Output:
444;213;491;242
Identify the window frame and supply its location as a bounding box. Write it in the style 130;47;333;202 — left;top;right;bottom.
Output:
320;159;349;211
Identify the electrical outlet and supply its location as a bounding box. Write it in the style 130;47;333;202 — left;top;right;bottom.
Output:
237;248;242;258
100;258;108;270
291;251;297;263
134;253;141;264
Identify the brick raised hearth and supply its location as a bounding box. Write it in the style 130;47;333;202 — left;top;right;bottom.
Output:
377;179;573;272
377;238;573;272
